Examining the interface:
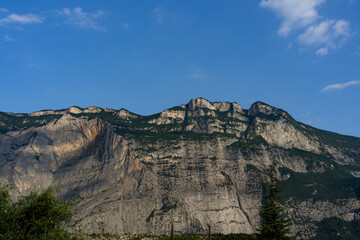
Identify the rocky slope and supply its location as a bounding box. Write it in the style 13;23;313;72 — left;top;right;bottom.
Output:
0;98;360;239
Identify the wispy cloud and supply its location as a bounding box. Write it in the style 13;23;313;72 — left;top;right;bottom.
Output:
353;47;360;56
58;7;106;30
0;8;107;31
190;73;206;80
189;70;206;80
316;47;328;56
260;0;352;55
0;13;42;25
260;0;325;36
4;35;14;42
153;6;164;23
322;81;360;92
299;19;351;55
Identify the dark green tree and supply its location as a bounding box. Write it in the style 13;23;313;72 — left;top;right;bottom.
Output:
170;222;174;240
0;182;13;239
258;168;292;240
0;183;77;240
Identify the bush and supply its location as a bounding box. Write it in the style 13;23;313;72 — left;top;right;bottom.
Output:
0;183;79;240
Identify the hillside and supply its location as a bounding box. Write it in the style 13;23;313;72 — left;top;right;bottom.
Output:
0;98;359;239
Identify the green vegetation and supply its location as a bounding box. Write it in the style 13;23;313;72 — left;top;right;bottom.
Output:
170;223;174;240
69;110;236;146
279;166;360;202
304;124;360;150
227;136;268;152
253;112;283;123
126;233;258;240
258;168;292;240
310;217;360;240
285;115;360;152
245;164;261;173
283;148;330;169
0;182;79;240
249;102;360;154
2;104;360;240
0;112;61;133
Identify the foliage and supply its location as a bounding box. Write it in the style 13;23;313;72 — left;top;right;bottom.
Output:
227;136;268;152
0;112;61;134
0;183;79;240
171;223;174;240
258;168;292;240
279;166;360;202
310;217;360;240
126;233;258;240
0;181;13;238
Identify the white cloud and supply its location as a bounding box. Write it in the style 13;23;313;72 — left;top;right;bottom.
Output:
191;73;205;80
0;13;42;25
153;6;163;23
298;19;350;50
260;0;325;36
316;47;328;55
189;70;206;80
299;20;333;45
59;7;105;30
354;47;360;56
322;81;360;92
4;35;14;42
260;0;352;55
0;8;8;12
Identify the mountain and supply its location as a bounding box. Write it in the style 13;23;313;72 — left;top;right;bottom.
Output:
0;98;360;239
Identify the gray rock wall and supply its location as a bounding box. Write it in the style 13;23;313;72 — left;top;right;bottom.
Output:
0;98;360;239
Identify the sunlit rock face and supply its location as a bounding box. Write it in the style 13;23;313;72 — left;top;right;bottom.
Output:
0;98;360;239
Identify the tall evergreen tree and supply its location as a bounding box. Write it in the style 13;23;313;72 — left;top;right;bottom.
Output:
258;168;292;240
170;222;174;240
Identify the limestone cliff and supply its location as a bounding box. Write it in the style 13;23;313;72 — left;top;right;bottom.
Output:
0;98;359;239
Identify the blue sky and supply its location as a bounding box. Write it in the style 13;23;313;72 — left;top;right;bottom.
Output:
0;0;360;137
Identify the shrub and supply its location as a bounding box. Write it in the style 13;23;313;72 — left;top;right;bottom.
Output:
0;183;78;240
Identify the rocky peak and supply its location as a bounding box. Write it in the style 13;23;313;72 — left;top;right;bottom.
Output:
83;106;102;113
186;98;244;113
116;109;138;119
187;98;216;111
29;110;64;116
1;99;360;239
67;106;83;114
248;101;285;117
30;106;104;117
67;106;104;114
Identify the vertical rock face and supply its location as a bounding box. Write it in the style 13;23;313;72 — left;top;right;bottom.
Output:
0;98;360;239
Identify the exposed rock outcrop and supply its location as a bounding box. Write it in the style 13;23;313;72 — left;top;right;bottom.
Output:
0;98;360;239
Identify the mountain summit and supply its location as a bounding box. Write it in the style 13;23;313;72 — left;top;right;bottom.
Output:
0;98;360;239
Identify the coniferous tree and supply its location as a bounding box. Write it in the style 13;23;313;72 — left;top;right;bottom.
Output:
170;222;174;240
207;224;211;240
258;168;292;240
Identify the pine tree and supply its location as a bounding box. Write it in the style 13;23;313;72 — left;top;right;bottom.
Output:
170;222;174;240
258;168;292;240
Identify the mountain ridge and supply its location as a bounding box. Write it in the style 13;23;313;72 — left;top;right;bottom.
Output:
0;98;360;239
